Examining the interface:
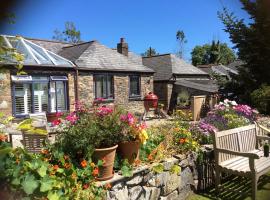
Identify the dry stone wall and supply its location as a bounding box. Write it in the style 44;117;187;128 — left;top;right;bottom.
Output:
105;153;198;200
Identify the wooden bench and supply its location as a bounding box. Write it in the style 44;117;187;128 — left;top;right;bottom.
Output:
213;124;270;200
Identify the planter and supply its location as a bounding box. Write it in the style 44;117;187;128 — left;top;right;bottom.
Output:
118;140;140;164
46;113;58;123
93;144;118;181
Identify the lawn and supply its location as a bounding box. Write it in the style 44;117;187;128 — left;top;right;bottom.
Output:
188;173;270;200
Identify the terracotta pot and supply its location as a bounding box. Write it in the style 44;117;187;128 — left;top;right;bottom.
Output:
46;113;58;123
93;144;118;181
118;140;140;164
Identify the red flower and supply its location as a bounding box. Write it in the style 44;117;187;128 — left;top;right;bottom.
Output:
52;119;61;126
83;183;89;189
80;160;87;168
92;168;99;176
0;134;7;142
41;149;49;155
53;165;59;170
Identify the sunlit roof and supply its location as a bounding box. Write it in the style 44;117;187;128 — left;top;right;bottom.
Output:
0;35;74;67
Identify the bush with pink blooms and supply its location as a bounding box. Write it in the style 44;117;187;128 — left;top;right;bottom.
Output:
54;103;125;160
191;99;258;144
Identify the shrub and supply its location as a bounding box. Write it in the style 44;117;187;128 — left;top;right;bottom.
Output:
251;84;270;114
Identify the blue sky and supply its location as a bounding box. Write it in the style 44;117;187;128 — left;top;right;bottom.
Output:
2;0;250;61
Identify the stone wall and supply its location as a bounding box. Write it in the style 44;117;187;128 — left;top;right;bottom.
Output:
0;72;12;116
105;153;198;200
154;82;173;111
77;73;153;113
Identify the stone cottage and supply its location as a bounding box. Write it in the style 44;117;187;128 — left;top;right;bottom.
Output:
0;35;154;118
142;54;218;112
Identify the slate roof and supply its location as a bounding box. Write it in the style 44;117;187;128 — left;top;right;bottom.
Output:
175;78;218;93
227;59;244;71
142;54;207;81
59;41;154;73
198;64;238;77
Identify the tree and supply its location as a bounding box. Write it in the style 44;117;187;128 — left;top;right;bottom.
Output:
141;47;158;57
52;21;81;43
176;30;187;58
191;41;236;66
218;0;270;104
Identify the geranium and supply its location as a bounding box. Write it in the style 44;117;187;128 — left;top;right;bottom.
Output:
66;112;78;124
96;106;113;117
52;119;61;126
120;112;135;125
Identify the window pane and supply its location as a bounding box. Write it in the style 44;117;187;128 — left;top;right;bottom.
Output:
50;81;67;112
95;75;106;98
107;75;113;98
130;76;140;96
33;83;48;113
14;83;31;115
56;81;66;111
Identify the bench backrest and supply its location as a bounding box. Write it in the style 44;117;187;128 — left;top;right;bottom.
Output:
213;124;257;163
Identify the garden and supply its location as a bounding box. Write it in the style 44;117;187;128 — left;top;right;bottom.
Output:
0;99;266;200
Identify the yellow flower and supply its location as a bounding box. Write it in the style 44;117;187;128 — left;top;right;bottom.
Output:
139;130;148;144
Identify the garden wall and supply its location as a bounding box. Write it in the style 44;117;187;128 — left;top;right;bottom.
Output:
104;153;198;200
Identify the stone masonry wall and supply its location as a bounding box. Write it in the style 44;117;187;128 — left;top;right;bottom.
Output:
0;72;12;116
77;73;153;114
105;153;198;200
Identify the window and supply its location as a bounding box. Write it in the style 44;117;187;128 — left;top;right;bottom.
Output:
129;75;140;98
12;75;68;116
94;74;114;99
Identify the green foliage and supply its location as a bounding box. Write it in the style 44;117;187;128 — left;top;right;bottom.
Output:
191;41;236;66
52;21;81;43
218;0;270;104
0;142;106;199
56;107;124;160
251;84;270;114
17;119;47;135
170;164;181;175
152;164;164;173
141;47;159;57
120;159;133;177
0;36;25;74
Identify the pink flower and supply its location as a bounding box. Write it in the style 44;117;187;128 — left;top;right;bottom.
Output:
66;113;78;124
120;113;135;125
97;106;113;117
56;112;63;117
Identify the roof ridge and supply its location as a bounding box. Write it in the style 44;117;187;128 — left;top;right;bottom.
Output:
25;37;73;44
63;40;97;48
142;53;171;58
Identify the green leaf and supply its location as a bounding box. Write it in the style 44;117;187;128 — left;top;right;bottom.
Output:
40;176;54;192
47;191;60;200
56;168;64;173
11;178;20;186
37;165;47;177
170;165;181;175
21;174;39;195
152;164;164;174
121;165;133;177
97;159;103;166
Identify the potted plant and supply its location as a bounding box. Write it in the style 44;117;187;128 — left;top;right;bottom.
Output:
118;112;148;164
56;105;124;181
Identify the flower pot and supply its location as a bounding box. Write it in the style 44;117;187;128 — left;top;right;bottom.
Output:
118;140;140;164
93;144;118;181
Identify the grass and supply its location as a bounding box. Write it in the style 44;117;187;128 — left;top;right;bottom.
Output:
187;173;270;200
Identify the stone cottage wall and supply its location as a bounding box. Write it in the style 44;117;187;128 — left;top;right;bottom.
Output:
0;72;12;116
105;154;197;200
154;82;173;111
77;73;153;114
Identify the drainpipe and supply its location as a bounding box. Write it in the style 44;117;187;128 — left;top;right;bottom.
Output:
74;65;79;103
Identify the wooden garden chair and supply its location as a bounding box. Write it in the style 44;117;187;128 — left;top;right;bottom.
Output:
213;124;270;200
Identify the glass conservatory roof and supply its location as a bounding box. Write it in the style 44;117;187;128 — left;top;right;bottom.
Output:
0;35;74;67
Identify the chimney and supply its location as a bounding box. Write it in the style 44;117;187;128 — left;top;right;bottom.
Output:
117;38;128;56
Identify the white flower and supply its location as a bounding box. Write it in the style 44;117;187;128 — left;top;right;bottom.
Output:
231;101;237;106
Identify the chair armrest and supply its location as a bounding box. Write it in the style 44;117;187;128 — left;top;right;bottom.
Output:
257;135;270;141
215;148;260;159
257;124;270;134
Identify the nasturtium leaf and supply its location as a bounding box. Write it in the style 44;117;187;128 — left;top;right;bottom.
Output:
97;160;103;166
40;176;54;192
37;165;47;177
152;164;164;174
47;191;60;200
121;165;133;177
57;168;64;173
21;174;39;195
